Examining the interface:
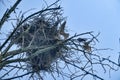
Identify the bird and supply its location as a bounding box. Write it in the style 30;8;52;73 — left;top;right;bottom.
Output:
82;42;91;53
77;38;87;42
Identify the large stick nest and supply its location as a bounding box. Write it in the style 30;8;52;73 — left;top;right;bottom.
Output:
11;9;69;72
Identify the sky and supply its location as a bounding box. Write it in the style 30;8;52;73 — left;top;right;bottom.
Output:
1;0;120;80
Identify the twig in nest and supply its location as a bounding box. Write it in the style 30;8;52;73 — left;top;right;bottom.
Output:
58;21;69;40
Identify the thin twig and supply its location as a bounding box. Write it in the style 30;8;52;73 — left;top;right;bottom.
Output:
0;0;22;29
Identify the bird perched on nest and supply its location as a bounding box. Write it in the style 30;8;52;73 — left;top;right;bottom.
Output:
77;38;87;42
77;38;91;53
82;42;91;53
56;21;69;40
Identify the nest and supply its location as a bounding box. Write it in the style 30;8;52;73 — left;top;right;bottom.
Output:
11;11;69;72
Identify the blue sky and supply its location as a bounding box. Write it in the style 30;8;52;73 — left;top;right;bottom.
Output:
1;0;120;80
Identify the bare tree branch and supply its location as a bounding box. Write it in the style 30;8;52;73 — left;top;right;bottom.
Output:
0;0;22;29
